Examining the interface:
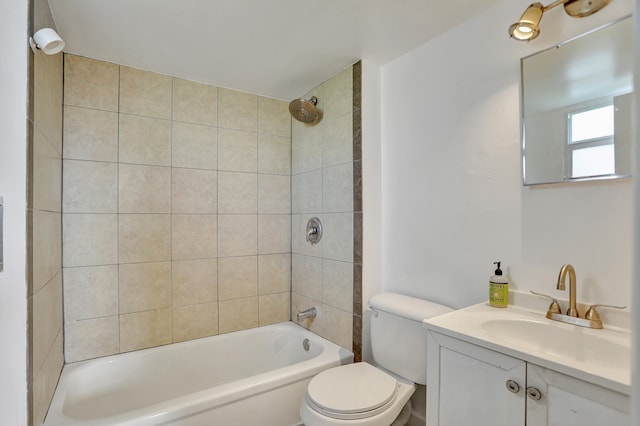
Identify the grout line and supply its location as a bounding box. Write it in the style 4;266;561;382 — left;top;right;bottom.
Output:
116;62;122;353
169;77;174;343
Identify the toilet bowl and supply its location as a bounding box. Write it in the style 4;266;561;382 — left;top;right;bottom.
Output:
300;362;415;426
300;293;453;426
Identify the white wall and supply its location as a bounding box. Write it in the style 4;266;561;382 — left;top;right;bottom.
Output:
0;0;29;425
379;0;634;310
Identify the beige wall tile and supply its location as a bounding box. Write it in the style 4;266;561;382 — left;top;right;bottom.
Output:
322;304;353;350
258;254;291;295
63;160;117;213
219;297;258;334
258;134;291;175
218;256;258;300
322;66;353;120
31;47;64;407
119;262;171;314
119;214;171;263
259;293;290;326
290;68;356;355
63;214;118;267
58;55;348;358
119;164;171;213
292;293;322;335
217;215;257;257
173;303;219;342
119;66;172;119
64;316;119;362
120;308;172;352
172;259;218;306
323;112;353;167
171;214;217;260
32;332;63;426
32;272;62;375
33;127;62;213
258;97;291;137
64;54;119;111
292;170;322;214
322;163;353;213
218;172;257;214
292;254;322;301
217;128;257;172
172;168;217;214
63;105;118;162
258;174;290;214
321;213;353;262
119;114;172;166
292;121;322;174
323;259;353;312
173;78;218;126
33;210;62;292
258;215;290;254
63;265;118;321
34;51;63;153
218;88;257;132
172;122;217;170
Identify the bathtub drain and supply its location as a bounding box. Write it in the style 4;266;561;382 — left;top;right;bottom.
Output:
303;338;311;351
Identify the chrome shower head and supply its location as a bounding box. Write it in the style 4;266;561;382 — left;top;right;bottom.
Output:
289;96;319;124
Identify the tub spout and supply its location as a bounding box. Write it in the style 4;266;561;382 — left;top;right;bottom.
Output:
297;307;317;322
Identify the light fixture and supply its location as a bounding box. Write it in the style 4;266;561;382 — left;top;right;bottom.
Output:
509;0;612;41
29;28;65;55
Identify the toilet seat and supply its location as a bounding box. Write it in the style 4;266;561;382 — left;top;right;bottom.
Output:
305;363;398;420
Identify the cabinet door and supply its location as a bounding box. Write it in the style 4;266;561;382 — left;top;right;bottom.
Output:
526;363;630;426
427;332;526;426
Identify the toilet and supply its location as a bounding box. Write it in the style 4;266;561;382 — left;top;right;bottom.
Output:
300;292;453;426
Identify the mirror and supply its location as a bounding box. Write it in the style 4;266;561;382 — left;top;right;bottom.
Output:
521;16;633;186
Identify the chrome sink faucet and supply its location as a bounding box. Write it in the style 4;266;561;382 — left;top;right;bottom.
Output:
556;264;578;317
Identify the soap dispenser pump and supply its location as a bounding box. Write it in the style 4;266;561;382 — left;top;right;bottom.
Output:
489;261;509;308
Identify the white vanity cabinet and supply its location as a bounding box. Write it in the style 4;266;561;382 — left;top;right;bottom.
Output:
426;331;630;426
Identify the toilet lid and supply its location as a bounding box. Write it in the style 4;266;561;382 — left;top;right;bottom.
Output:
306;362;398;420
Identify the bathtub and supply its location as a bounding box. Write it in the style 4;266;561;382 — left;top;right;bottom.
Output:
44;322;353;426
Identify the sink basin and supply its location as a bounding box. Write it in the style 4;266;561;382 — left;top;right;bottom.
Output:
481;318;629;368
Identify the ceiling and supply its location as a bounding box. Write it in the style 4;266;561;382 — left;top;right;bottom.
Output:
49;0;498;100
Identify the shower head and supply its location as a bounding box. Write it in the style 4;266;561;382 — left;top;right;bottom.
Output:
289;96;319;124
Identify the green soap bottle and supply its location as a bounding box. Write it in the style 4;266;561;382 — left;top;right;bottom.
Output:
489;261;508;308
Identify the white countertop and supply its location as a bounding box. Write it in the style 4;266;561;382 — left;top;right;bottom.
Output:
423;295;631;395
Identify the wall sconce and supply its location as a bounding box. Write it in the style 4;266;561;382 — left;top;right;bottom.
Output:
509;0;612;41
29;28;65;55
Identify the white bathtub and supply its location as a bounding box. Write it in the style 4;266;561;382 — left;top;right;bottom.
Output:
44;322;353;426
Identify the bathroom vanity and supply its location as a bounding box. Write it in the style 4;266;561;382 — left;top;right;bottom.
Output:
423;294;630;425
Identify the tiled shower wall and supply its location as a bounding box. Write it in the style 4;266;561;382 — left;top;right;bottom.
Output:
291;63;362;360
62;54;292;362
28;0;64;423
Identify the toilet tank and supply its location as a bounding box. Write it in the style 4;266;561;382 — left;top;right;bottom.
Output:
369;293;453;385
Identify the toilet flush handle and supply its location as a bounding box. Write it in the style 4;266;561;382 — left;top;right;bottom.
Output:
368;306;379;318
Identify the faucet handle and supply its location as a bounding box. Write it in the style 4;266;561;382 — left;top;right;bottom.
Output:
584;304;627;322
530;290;562;315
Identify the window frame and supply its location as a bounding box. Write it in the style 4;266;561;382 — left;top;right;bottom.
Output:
564;101;615;179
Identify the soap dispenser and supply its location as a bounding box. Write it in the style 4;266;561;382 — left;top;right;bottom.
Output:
489;261;509;308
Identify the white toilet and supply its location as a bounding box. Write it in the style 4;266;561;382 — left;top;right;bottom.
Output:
300;293;453;426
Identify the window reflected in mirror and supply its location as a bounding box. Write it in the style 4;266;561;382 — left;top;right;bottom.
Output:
568;103;615;178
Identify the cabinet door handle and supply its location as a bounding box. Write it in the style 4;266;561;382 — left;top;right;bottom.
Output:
505;380;520;393
526;386;543;400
